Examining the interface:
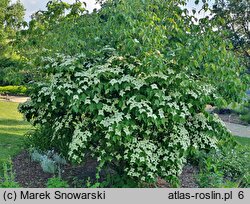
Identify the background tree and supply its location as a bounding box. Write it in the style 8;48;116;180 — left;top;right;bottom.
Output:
15;0;87;84
0;0;26;85
212;0;250;124
213;0;249;70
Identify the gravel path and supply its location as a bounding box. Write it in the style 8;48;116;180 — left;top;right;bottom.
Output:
0;95;30;103
224;122;250;138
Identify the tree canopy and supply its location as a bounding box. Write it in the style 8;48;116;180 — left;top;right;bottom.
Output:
0;0;24;55
213;0;249;69
0;0;25;85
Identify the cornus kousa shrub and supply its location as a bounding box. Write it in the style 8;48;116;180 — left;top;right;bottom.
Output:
20;50;232;185
19;0;248;186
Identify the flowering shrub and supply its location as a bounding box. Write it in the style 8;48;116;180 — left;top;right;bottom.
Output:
19;0;247;185
20;51;232;184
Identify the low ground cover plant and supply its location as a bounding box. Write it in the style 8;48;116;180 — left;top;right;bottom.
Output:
46;177;69;188
194;139;250;188
30;149;67;176
0;161;20;188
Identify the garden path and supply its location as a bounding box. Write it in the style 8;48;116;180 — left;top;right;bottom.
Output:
224;122;250;138
0;95;30;103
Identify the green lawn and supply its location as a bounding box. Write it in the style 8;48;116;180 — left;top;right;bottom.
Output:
235;136;250;147
0;101;31;168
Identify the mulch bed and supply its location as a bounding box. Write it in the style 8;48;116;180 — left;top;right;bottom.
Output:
212;108;249;126
218;113;248;126
13;151;105;188
12;151;199;188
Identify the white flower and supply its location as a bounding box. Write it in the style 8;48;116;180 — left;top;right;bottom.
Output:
134;38;140;43
93;95;100;103
85;99;91;105
158;109;165;118
73;95;79;100
151;84;158;89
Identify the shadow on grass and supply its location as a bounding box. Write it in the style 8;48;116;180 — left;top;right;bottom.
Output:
0;119;28;126
0;132;26;148
0;132;28;175
0;133;26;169
234;136;250;147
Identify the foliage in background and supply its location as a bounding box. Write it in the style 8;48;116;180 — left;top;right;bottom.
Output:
24;125;70;156
213;0;249;70
15;0;87;85
19;0;248;187
0;0;24;55
239;99;250;124
0;0;28;86
0;57;28;86
212;0;250;127
0;85;27;95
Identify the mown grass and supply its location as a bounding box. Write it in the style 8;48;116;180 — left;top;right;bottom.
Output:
0;101;31;170
234;136;250;147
